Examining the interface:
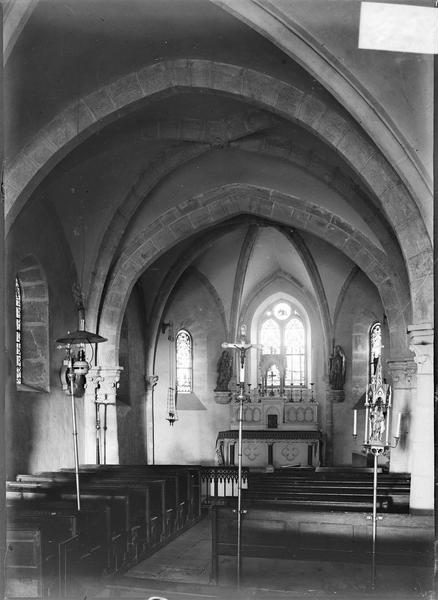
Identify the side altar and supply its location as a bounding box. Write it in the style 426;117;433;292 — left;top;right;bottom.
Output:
217;395;321;469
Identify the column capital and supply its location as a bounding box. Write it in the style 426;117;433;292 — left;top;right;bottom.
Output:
96;365;123;402
407;324;433;375
145;374;159;391
386;357;417;389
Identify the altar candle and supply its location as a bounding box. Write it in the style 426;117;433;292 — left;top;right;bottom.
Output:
385;403;390;446
395;413;402;438
353;409;357;436
364;387;369;443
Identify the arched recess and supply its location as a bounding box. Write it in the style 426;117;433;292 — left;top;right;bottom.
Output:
6;60;431;323
97;183;410;366
15;255;50;392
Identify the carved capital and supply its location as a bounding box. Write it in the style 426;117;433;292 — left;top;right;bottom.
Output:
386;357;417;389
96;365;123;402
145;374;159;391
407;324;434;376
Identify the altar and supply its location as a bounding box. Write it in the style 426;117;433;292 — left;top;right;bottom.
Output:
217;396;321;469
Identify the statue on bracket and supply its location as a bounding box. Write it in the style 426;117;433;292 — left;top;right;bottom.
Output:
329;344;346;390
215;349;233;392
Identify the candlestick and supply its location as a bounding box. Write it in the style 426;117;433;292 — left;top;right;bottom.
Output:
353;409;357;437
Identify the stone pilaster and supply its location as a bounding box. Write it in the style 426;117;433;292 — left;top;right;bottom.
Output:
407;324;434;513
95;366;123;465
386;357;416;473
324;389;339;465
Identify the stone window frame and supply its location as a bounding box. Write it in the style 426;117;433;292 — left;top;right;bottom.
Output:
369;321;382;382
175;329;193;394
15;256;50;392
258;301;307;387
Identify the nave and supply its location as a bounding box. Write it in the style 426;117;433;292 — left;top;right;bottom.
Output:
6;464;434;599
2;2;435;599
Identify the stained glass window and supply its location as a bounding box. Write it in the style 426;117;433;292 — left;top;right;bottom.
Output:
370;322;381;380
285;318;305;385
266;364;281;387
15;277;22;385
259;302;306;386
260;319;281;354
176;329;192;393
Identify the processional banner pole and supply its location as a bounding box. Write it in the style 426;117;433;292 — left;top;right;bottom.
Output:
67;350;81;512
222;325;252;588
352;357;400;591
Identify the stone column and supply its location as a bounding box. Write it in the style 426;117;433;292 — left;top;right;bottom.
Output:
83;366;103;464
386;357;416;473
95;366;123;465
407;324;434;513
145;374;158;464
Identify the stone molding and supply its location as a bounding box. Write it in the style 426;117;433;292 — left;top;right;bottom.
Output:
408;325;433;376
214;391;232;404
326;389;345;403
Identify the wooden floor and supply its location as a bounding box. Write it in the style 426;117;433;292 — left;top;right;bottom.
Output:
91;516;435;600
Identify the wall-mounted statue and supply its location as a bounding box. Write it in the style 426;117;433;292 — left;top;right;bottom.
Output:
329;345;346;390
215;349;233;392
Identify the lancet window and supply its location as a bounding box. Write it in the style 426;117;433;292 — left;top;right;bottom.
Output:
369;321;381;380
176;329;193;393
15;277;22;385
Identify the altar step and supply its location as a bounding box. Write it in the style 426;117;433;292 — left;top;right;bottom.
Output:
243;471;410;513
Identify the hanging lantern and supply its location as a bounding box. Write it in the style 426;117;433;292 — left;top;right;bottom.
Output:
163;320;178;426
166;386;178;426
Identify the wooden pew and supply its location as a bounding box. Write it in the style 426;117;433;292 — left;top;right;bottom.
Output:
13;474;167;563
8;482;128;576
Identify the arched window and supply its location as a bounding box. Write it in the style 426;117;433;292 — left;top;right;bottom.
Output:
176;329;193;393
369;322;381;380
15;277;22;385
258;300;307;388
260;319;280;354
284;317;305;386
15;257;50;391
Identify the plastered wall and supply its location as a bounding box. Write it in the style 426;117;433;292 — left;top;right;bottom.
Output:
152;270;230;465
332;270;385;466
117;285;147;464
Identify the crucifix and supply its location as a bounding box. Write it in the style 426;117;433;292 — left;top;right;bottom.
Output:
221;324;252;587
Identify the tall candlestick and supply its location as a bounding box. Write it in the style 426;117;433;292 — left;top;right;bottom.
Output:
353;409;357;436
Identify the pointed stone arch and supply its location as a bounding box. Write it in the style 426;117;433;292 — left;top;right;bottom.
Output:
6;60;431;326
97;183;411;366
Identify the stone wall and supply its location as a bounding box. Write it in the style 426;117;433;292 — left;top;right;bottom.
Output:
6;197;80;477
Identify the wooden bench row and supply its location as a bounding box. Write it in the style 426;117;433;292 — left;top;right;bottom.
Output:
211;505;434;583
6;465;201;598
244;471;411;512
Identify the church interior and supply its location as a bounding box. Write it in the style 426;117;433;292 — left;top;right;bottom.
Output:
2;1;435;599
